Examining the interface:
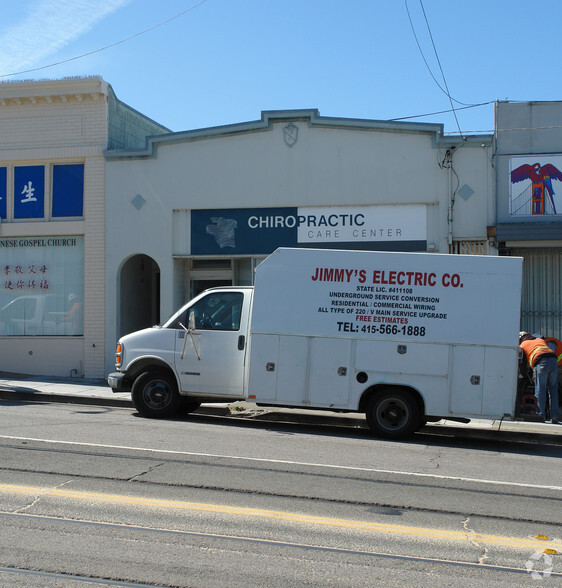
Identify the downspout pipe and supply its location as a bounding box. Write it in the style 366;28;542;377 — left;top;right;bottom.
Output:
447;159;453;250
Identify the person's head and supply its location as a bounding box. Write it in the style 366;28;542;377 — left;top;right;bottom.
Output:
519;331;534;344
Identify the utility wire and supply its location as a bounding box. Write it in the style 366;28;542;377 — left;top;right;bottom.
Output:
0;0;210;79
405;0;473;137
389;100;494;122
404;0;455;103
418;0;463;137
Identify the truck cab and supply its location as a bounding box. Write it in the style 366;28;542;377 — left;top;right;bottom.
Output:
108;287;253;417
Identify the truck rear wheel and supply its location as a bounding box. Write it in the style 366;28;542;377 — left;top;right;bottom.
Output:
366;389;422;439
132;371;182;418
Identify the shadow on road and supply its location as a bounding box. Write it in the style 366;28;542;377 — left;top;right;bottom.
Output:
149;411;562;458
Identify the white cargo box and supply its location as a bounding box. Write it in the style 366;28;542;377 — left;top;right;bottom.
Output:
248;248;522;419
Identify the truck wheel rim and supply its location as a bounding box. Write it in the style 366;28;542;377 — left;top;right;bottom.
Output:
376;398;409;430
144;380;171;408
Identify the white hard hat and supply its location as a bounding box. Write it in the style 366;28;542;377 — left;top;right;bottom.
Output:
519;331;531;343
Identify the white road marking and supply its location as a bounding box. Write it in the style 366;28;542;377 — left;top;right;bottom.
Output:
0;434;561;492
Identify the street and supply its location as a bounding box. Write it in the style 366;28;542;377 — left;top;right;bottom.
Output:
0;397;561;587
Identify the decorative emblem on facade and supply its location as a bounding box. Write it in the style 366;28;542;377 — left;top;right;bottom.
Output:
206;217;237;248
131;194;146;210
283;123;298;147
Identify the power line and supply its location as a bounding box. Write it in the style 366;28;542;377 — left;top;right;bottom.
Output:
404;0;452;102
0;0;211;79
388;100;494;122
418;0;463;137
404;0;473;137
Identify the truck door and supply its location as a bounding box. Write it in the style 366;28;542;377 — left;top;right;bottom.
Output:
173;291;248;397
450;345;484;415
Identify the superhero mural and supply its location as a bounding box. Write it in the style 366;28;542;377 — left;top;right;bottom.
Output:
510;156;562;215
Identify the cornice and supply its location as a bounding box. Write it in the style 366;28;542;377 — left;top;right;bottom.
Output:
0;76;109;107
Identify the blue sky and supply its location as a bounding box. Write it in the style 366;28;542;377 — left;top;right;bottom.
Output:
1;1;561;136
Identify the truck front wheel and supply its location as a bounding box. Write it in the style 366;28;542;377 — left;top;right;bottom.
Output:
132;371;182;418
366;389;422;439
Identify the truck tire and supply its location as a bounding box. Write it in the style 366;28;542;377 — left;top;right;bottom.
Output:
366;389;422;439
132;371;182;418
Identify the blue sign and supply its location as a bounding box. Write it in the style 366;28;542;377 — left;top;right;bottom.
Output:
191;207;298;255
52;164;84;217
191;206;427;255
14;166;44;219
0;167;6;219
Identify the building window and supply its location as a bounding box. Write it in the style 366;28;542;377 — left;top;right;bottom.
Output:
0;167;6;219
0;235;84;336
14;166;45;219
1;162;84;221
52;164;84;217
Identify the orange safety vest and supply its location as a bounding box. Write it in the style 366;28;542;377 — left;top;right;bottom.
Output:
544;337;562;366
520;338;556;368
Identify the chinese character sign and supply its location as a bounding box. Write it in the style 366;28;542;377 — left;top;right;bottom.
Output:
14;166;44;219
3;262;49;292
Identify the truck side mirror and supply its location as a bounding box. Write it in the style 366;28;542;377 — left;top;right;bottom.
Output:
188;310;196;330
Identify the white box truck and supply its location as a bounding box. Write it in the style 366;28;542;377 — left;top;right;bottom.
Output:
108;248;523;438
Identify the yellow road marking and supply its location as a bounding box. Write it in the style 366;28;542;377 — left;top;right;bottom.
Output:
1;483;560;551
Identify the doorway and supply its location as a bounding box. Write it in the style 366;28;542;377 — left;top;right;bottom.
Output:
119;254;160;337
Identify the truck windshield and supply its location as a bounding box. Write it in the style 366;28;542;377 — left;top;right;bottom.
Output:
164;291;243;331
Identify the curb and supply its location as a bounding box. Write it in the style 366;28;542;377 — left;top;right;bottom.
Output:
0;388;132;408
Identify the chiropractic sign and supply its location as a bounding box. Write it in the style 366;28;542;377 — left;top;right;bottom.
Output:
191;205;427;255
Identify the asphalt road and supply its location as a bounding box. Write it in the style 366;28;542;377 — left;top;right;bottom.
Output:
0;398;561;586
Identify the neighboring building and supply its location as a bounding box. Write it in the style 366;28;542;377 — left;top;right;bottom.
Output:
495;101;562;339
104;109;493;374
0;77;168;378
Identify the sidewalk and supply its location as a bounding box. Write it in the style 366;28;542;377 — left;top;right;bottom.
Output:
1;372;561;442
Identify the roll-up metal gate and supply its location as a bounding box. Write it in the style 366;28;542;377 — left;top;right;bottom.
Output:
511;248;562;340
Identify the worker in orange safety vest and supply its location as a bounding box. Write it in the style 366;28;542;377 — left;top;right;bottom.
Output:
519;332;559;423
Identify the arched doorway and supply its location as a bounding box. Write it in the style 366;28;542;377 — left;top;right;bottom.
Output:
119;254;160;337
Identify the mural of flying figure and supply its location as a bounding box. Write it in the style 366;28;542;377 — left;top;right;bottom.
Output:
511;162;562;214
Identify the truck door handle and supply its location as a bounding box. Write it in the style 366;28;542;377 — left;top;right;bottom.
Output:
238;335;245;350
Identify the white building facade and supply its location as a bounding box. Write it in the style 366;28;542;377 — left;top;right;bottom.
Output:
0;77;168;378
105;110;494;375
